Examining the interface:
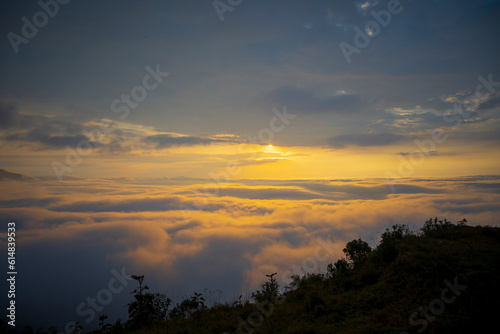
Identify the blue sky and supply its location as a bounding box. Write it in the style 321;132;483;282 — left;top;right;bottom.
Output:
2;0;499;159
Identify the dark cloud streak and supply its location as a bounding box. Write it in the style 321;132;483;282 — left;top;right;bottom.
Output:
264;86;367;114
143;134;226;149
327;132;404;148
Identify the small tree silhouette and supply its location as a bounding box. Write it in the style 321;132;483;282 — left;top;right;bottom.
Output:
98;314;112;333
422;217;467;235
69;322;83;334
47;326;59;334
251;272;279;304
343;238;372;266
109;318;125;333
127;275;171;329
169;291;207;321
378;224;411;262
327;258;350;277
21;325;44;334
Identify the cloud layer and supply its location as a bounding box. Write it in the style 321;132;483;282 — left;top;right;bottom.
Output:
1;176;499;329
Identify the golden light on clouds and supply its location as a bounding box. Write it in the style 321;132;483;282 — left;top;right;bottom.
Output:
3;175;499;295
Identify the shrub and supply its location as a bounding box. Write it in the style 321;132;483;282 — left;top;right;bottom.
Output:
251;272;280;304
343;238;372;266
98;314;112;333
289;273;325;290
377;224;410;262
168;292;207;319
327;258;351;278
421;217;467;235
127;275;171;329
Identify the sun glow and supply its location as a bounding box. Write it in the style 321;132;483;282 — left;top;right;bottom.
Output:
264;144;276;153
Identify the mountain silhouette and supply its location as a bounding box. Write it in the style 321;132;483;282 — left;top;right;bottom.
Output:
0;169;27;181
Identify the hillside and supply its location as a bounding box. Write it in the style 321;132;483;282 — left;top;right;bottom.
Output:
139;220;499;333
244;221;500;334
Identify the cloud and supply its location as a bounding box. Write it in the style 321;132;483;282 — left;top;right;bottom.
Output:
415;98;455;113
97;139;132;154
236;158;288;166
142;134;222;149
0;197;58;208
51;196;189;213
399;150;438;156
327;132;404;148
0;102;15;128
0;109;100;149
1;176;499;330
478;93;500;111
458;181;500;193
0;107;244;153
355;0;379;14
264;86;367;114
207;186;328;201
15;132;92;148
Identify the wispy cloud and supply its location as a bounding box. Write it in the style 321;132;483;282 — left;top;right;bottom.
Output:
264;86;367;114
327;132;404;148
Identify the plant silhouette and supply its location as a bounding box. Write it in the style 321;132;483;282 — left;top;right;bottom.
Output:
343;238;372;265
127;275;171;329
251;272;279;304
69;322;83;334
98;314;111;333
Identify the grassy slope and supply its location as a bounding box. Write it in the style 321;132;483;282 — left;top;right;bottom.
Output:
131;225;500;333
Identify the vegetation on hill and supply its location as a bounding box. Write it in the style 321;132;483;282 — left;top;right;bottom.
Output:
4;218;499;333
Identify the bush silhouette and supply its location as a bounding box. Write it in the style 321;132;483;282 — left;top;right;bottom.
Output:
251;272;279;304
327;258;350;277
98;314;111;333
343;238;372;265
378;224;411;262
69;322;83;334
168;291;207;320
422;217;467;235
127;275;171;329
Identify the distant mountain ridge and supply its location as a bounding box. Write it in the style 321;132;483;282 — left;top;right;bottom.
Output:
0;169;28;181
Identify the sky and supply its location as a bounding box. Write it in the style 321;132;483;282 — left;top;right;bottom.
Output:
0;0;499;331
